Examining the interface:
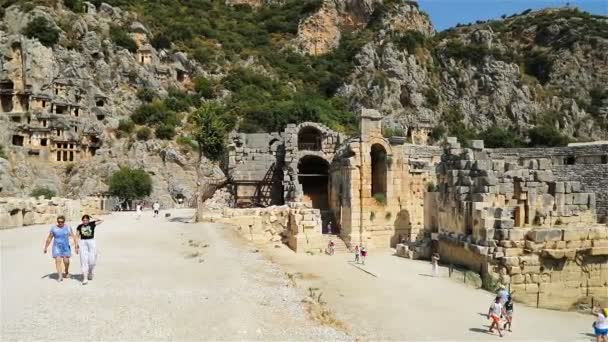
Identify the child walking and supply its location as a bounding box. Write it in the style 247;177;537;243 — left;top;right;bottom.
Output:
354;245;360;263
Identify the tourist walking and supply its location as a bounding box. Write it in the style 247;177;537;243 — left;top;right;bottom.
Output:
76;214;103;285
43;215;78;282
153;201;160;218
327;240;335;255
360;246;367;265
354;245;360;263
593;306;608;342
503;295;514;332
497;285;509;304
136;202;142;220
487;296;504;337
431;252;440;277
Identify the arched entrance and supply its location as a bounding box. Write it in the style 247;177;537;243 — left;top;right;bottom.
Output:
298;155;332;233
298;126;322;151
371;144;387;198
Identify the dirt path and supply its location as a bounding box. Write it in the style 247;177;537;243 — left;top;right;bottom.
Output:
262;246;597;341
0;210;347;341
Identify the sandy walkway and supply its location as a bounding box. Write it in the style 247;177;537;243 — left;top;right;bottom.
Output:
262;245;597;341
0;210;346;341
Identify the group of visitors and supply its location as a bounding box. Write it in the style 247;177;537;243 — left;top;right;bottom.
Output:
44;214;102;285
136;201;161;219
353;245;367;264
486;286;514;337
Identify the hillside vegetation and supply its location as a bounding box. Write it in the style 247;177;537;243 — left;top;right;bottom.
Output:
4;0;608;149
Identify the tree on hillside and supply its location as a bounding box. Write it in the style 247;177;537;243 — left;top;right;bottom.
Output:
108;167;152;203
188;103;230;222
23;17;60;47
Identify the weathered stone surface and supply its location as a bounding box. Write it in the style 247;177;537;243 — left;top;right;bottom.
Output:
527;229;563;243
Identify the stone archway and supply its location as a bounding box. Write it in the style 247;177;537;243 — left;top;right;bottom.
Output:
298;126;322;151
297;155;333;233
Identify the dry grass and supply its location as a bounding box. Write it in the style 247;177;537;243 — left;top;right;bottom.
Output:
303;287;349;332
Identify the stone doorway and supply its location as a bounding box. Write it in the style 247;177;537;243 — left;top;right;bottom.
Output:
297;155;332;232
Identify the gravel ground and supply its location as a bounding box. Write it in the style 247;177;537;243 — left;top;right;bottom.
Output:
263;246;597;341
0;209;348;341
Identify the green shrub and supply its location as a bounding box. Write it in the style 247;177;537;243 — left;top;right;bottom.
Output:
373;193;386;205
30;186;56;199
382;126;405;138
117;119;135;134
110;25;138;53
23;17;60;47
136;88;157;103
63;0;85;12
528;125;569;147
155;124;176;139
189;102;229;161
524;51;553;84
194;77;215;99
482;273;501;292
108;167;152;201
393;30;426;54
136;127;151;140
131;101;176;126
176;135;198;150
424;88;440;108
150;33;171;50
479;126;525;148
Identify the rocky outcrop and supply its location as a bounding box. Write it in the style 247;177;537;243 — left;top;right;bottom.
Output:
294;0;432;55
341;8;608;140
0;3;201;206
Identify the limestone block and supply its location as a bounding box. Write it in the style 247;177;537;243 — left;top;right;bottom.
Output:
526;283;539;293
571;181;582;192
589;227;608;240
528;159;539;170
519;254;540;266
593;240;608;248
524;240;545;252
471;140;484;150
566;240;582;249
522;265;541;274
590;247;608;256
504;248;524;257
502;257;520;266
535;171;555;182
562;228;587;241
527;229;563;242
509;229;527;241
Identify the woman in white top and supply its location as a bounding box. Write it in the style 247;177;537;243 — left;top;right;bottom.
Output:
593;306;608;342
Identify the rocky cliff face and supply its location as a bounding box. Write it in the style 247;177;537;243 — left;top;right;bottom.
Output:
340;7;608;141
0;3;200;207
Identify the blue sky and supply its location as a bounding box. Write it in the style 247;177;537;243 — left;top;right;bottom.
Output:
417;0;608;31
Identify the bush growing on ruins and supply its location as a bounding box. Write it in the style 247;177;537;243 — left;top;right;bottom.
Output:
479;126;525;148
108;167;152;202
189;102;229;161
136;127;151;140
136;88;158;103
373;193;386;206
481;273;501;292
23;17;60;47
528;125;569;147
109;25;138;53
30;186;56;199
155;124;176;140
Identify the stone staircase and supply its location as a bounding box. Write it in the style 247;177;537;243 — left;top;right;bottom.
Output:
321;234;350;254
